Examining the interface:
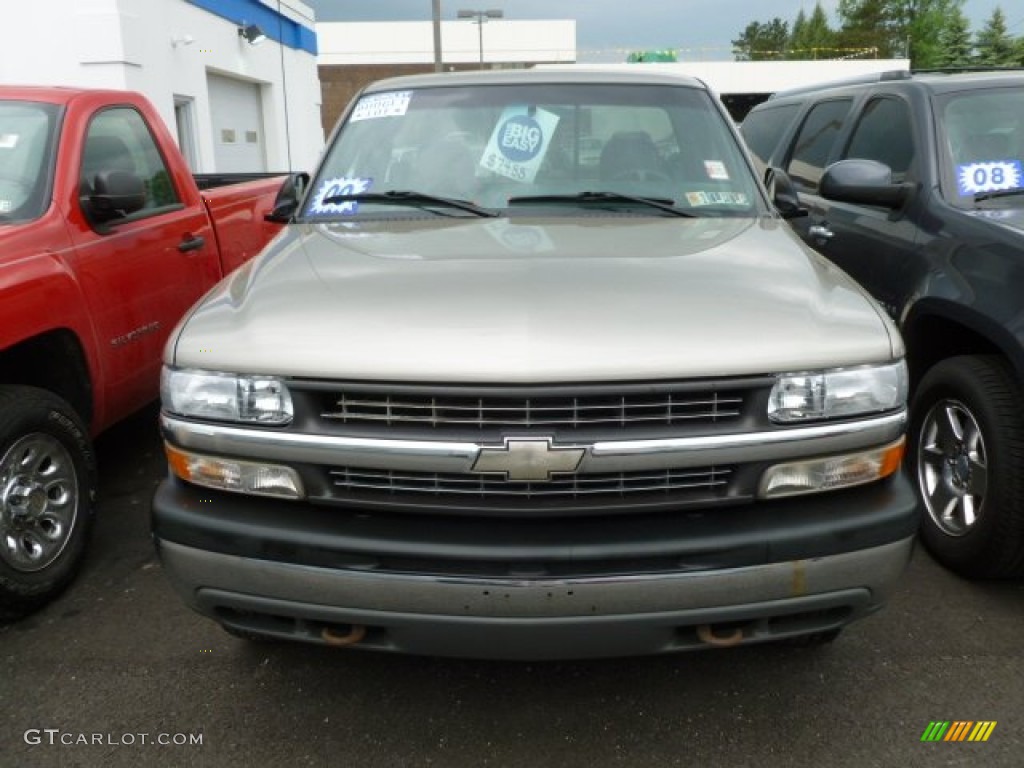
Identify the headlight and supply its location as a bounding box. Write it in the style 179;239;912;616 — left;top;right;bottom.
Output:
161;368;293;425
768;361;907;423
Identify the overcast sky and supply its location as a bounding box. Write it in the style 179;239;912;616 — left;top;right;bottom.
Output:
305;1;1018;60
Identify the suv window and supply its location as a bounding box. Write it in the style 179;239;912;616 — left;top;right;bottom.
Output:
740;102;799;169
939;85;1024;206
787;99;852;192
843;97;915;180
307;83;761;217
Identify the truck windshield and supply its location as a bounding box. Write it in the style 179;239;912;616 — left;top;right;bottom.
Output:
303;82;762;220
939;86;1024;208
0;101;59;224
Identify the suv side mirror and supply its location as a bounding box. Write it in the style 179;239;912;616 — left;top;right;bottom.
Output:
820;159;912;209
764;167;806;219
265;172;310;223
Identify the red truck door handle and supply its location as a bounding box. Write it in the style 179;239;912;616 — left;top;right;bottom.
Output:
178;234;206;253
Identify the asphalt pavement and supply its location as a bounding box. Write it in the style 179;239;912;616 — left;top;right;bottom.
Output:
2;402;1022;768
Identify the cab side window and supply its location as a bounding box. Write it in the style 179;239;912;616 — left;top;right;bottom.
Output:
740;102;799;170
786;99;852;193
80;107;180;213
842;97;915;181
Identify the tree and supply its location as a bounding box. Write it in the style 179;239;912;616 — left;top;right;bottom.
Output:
975;7;1017;66
835;0;967;66
732;18;790;61
789;2;838;59
935;7;973;67
889;0;967;68
836;0;894;58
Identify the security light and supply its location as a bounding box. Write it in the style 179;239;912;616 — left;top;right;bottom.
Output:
239;23;267;46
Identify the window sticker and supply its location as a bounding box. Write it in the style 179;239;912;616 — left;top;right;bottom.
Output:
957;160;1023;196
686;190;749;207
308;177;373;216
350;91;412;122
479;106;561;183
704;160;730;181
0;133;19;149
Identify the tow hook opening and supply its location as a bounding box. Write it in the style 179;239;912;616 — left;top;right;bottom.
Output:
697;623;745;647
321;624;367;647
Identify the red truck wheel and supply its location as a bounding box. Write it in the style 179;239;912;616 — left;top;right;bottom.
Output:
0;386;96;620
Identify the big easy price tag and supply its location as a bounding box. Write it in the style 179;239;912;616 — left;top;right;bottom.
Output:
479;106;560;184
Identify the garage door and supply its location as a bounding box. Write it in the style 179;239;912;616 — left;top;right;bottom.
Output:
207;73;266;172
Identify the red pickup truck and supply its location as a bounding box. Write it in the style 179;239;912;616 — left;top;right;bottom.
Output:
0;86;298;619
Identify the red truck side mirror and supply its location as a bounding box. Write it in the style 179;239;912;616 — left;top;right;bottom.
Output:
84;170;146;225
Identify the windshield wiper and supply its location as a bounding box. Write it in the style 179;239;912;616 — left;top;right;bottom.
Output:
975;188;1024;202
508;191;695;217
319;190;497;218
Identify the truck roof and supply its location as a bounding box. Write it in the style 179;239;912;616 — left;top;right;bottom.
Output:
361;67;708;94
0;85;149;106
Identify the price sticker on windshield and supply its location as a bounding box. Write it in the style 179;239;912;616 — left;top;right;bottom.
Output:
350;91;412;122
479;106;560;183
956;160;1023;197
307;176;373;216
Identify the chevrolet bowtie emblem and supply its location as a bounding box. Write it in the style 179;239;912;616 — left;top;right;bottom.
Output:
471;438;586;481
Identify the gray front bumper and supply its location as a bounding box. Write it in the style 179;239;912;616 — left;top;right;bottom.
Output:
157;536;914;660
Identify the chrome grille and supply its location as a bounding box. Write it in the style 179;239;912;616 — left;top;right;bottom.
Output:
328;466;733;499
321;390;744;430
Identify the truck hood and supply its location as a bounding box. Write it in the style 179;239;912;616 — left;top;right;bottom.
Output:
169;216;900;382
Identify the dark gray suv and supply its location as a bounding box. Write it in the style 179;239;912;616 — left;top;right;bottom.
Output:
742;69;1024;579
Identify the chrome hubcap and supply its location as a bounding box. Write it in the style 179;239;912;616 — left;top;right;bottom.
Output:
0;434;78;572
917;399;987;537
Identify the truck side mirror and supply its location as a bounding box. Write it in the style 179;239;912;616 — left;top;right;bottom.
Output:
820;159;913;209
764;167;806;219
265;172;310;223
85;170;146;223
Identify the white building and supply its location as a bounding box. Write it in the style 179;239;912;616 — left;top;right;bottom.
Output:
0;0;323;174
315;19;576;135
315;20;905;125
317;20;577;67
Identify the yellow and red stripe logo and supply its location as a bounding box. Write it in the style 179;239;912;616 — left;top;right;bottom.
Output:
921;721;997;742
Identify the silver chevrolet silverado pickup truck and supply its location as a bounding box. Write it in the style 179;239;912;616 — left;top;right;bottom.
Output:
152;69;918;660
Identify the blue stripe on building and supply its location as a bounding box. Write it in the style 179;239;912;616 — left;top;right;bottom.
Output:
187;0;317;55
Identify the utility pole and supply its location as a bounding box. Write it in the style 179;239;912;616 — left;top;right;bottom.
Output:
457;9;503;68
432;0;442;72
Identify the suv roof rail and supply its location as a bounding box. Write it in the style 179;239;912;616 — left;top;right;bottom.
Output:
769;69;910;100
911;65;1024;75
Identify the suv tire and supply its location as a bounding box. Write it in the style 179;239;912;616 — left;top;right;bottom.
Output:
910;355;1024;578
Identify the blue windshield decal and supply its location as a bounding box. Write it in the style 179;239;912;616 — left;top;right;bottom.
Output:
956;160;1023;196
